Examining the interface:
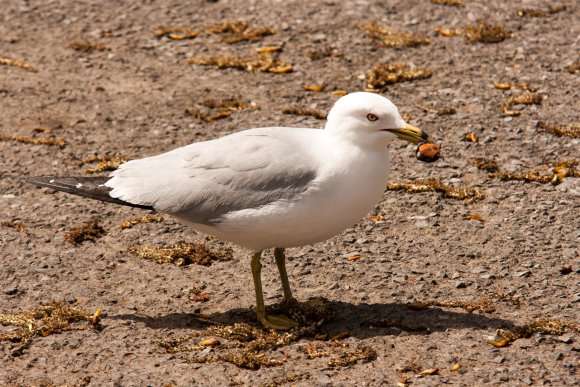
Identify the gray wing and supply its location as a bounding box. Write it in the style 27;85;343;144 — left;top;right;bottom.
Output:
106;128;320;224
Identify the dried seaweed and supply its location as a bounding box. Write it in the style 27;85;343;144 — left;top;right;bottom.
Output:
190;287;210;302
64;218;107;245
489;160;578;185
188;53;292;73
358;22;430;48
415;103;456;116
472;158;499;173
490;318;579;347
466;213;486;222
282;107;327;120
120;214;164;229
255;45;283;54
366;62;432;89
186;98;258;122
0;135;66;148
158;298;335;369
154;25;199;40
437;21;509;43
68;41;109;52
430;0;463;6
0;302;101;347
386;179;485;205
464;132;479;142
493;82;539;92
408;297;496;313
0;56;37;72
537;121;580;138
327;344;377;367
185;108;232;122
517;5;566;17
205;21;275;44
1;220;28;234
130;242;232;267
463;21;509;43
199;98;258;111
305;45;344;61
501;93;544;116
77;155;126;173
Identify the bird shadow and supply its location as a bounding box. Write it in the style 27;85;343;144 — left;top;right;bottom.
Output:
110;299;516;339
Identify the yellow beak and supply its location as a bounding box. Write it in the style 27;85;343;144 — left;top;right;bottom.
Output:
384;123;433;144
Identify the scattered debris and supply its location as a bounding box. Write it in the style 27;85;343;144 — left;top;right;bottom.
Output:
78;155;127;173
186;108;232;122
567;61;580;74
158;298;335;369
537;121;580;138
129;241;233;267
431;0;463;6
154;25;199;40
415;103;456;116
366;62;432;89
407;296;496;313
64;218;107;245
464;132;479;143
255;45;283;53
358;22;430;48
0;135;66;148
304;84;326;92
436;21;509;43
517;5;567;17
0;56;37;72
1;220;28;234
501;93;544;116
418;368;439;376
386;179;485;205
347;254;362;261
451;362;462;371
32;126;53;133
186;98;259;122
397;361;422;373
489;160;578;185
472;158;500;173
68;41;109;52
493;82;539;92
489;318;579;347
305;46;343;61
205;21;275;44
466;213;486;222
327;344;377;367
463;21;510;43
188;53;292;73
0;302;101;347
282;107;327;120
120;214;164;229
190;289;210;302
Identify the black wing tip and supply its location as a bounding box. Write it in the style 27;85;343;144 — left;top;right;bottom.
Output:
29;175;154;211
29;175;56;186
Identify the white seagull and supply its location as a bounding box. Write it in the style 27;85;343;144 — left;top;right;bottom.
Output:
30;92;437;329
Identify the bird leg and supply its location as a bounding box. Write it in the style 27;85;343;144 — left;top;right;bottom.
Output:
251;251;298;330
274;247;294;302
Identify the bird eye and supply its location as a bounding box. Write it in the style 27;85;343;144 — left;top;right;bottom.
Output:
366;113;379;122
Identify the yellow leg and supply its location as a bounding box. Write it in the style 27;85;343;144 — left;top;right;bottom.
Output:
251;251;298;330
274;248;294;302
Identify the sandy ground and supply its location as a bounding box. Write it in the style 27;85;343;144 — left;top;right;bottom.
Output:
1;0;579;386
